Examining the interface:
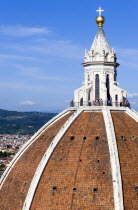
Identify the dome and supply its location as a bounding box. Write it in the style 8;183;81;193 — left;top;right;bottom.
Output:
0;107;138;209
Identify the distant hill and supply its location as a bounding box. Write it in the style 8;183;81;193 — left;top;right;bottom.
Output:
0;109;57;135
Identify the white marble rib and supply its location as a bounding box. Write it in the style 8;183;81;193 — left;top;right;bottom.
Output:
0;107;75;189
103;107;124;210
22;107;83;210
126;107;138;123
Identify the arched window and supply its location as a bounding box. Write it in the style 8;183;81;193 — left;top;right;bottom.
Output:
95;74;100;99
106;74;110;100
88;89;91;100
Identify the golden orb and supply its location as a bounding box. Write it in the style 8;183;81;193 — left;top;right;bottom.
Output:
96;15;105;27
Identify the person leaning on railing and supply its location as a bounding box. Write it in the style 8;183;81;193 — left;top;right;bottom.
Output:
120;100;130;108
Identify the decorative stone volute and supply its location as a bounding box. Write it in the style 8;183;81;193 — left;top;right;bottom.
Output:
84;28;117;63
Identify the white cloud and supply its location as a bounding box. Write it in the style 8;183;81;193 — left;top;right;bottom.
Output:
116;47;138;69
15;64;40;75
14;64;66;81
19;101;36;106
0;80;52;91
0;81;29;89
65;99;70;103
130;101;136;105
0;25;84;112
117;48;138;58
0;38;83;60
0;54;36;61
0;25;50;37
30;39;83;59
128;93;138;98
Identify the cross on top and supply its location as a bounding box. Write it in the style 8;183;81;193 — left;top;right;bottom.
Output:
96;7;104;16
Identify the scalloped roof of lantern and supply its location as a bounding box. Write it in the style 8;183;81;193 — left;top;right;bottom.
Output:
91;27;111;53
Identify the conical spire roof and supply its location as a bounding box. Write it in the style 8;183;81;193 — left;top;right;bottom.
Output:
91;27;111;52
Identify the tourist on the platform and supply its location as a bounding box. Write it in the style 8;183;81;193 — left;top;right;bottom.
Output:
125;100;130;108
115;100;118;106
95;99;99;106
93;100;96;106
119;100;130;108
107;98;110;106
80;98;83;106
70;100;74;107
120;100;122;107
88;99;91;106
107;98;112;106
100;98;103;106
127;101;130;108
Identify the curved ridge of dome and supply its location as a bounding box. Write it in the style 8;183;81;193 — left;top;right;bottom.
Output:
23;107;84;210
0;108;74;189
0;108;74;210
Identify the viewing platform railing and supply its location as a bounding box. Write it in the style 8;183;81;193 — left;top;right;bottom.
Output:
70;101;130;108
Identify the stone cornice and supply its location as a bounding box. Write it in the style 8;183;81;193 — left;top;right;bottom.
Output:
82;61;120;67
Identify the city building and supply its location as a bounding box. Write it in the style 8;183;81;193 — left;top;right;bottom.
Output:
0;7;138;210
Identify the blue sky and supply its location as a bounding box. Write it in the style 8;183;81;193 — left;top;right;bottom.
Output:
0;0;138;112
